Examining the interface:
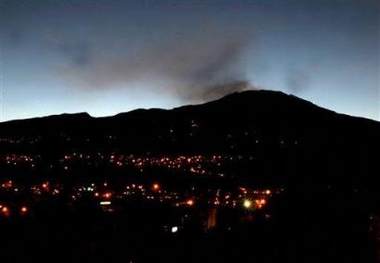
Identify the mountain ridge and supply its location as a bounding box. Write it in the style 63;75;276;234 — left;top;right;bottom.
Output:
0;88;378;157
1;90;378;125
0;89;379;197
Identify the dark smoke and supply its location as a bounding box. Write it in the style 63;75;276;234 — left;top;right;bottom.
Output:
52;26;253;102
184;80;254;102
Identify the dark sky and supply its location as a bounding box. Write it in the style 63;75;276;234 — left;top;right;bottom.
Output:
1;0;379;121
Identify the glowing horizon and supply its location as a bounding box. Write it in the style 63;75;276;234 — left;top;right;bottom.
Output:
1;0;379;122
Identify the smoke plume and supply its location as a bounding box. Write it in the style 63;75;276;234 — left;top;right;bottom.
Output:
52;26;253;102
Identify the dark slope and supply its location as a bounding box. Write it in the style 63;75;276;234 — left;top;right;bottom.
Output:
0;90;379;192
1;90;377;147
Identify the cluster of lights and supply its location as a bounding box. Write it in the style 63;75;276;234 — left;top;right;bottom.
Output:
52;152;248;175
0;136;40;144
243;198;267;210
1;152;260;178
0;204;29;217
0;177;280;218
0;154;38;168
107;154;242;176
76;181;275;210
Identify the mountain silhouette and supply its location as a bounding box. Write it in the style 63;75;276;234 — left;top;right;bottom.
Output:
0;90;379;199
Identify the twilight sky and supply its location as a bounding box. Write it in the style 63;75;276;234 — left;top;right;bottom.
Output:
0;0;379;122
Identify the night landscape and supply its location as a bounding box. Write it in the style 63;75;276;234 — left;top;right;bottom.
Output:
1;1;379;262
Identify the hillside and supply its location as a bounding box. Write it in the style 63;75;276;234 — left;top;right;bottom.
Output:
0;90;379;195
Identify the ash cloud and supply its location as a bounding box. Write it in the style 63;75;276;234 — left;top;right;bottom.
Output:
184;80;253;102
52;26;253;102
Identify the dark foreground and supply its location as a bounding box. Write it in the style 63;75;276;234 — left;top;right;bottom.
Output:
0;189;377;263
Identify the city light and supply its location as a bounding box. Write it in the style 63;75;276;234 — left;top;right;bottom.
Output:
171;226;178;233
103;192;112;199
243;200;252;209
20;206;28;214
1;206;10;216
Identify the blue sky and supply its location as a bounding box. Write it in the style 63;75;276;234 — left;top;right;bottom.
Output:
1;0;379;121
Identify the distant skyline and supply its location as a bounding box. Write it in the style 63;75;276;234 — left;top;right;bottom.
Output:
1;0;379;122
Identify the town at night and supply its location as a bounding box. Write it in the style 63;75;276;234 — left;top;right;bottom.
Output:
1;0;379;262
